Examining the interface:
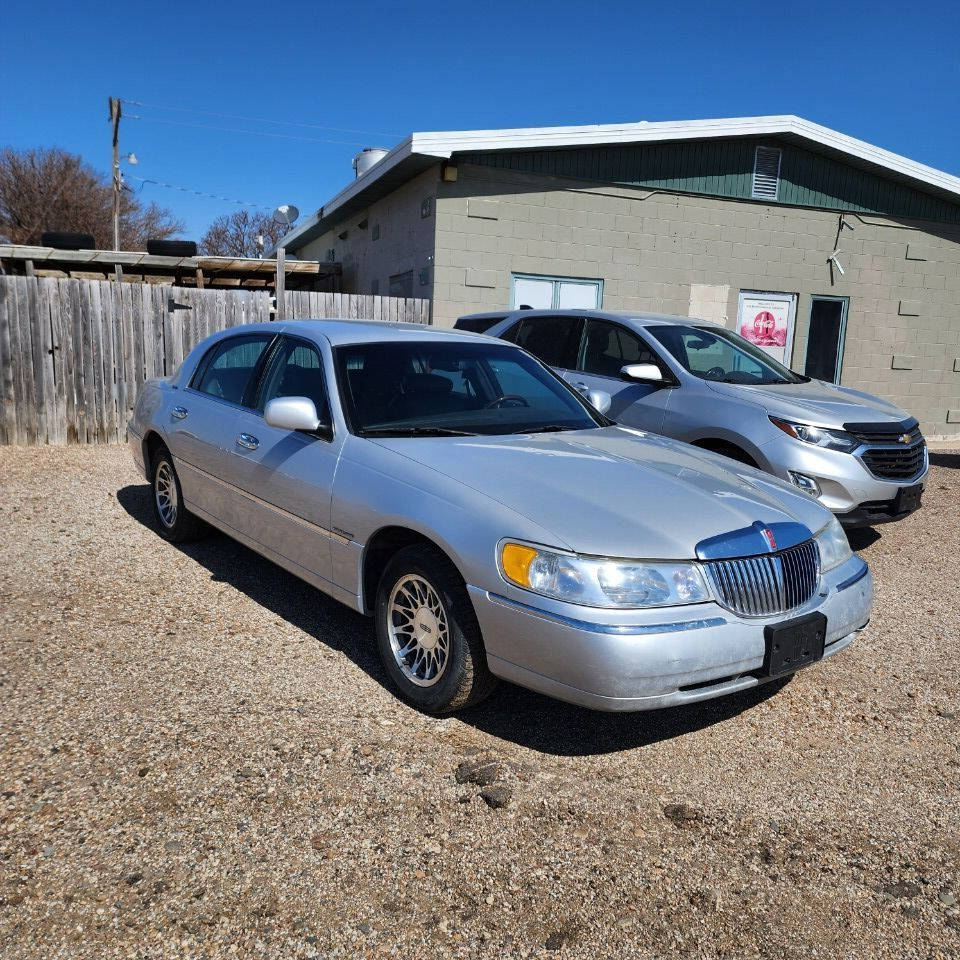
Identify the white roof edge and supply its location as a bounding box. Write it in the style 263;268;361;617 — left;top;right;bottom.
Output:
279;115;960;251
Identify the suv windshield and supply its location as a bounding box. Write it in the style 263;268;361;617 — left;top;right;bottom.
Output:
647;324;806;385
335;341;606;436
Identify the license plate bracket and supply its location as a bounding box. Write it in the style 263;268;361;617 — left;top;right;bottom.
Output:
894;483;923;514
762;612;827;678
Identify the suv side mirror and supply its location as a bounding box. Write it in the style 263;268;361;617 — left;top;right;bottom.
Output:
265;396;325;433
621;363;666;385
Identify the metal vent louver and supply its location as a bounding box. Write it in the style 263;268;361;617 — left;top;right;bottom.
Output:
752;146;782;201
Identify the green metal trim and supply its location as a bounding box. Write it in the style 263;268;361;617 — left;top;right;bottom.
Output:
459;138;960;223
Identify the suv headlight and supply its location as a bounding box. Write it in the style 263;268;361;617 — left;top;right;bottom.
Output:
499;542;709;609
770;417;859;453
814;517;852;572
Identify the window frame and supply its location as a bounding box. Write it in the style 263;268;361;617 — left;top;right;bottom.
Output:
186;332;278;410
253;334;334;440
510;273;603;311
577;318;674;382
803;295;849;385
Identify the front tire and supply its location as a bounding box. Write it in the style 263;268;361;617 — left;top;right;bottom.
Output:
151;447;202;543
375;544;496;714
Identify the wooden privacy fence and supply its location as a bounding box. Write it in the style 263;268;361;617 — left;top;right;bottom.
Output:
0;276;430;446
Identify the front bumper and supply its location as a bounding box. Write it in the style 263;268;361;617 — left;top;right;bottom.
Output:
758;432;927;522
469;554;872;711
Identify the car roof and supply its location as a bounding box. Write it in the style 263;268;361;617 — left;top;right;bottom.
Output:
230;318;497;346
457;311;510;320
486;309;705;328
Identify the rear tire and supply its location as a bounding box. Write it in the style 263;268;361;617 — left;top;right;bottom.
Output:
375;544;497;714
150;446;203;543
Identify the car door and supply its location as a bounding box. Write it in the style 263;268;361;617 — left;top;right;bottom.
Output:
225;335;341;586
171;332;276;521
572;319;674;432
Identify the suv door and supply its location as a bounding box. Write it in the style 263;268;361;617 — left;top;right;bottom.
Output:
574;319;674;432
507;314;584;379
226;335;340;586
174;332;275;520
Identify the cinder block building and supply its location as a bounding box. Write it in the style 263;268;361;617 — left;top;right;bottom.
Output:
279;116;960;439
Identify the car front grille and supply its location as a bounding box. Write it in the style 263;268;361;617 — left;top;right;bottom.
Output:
846;424;923;445
860;442;926;480
703;540;820;618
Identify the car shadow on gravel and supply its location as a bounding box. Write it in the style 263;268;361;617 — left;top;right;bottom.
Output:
119;483;792;758
929;451;960;469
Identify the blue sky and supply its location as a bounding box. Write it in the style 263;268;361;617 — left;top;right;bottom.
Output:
3;0;958;240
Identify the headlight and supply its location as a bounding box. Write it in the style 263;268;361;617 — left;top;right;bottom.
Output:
770;417;859;453
814;517;852;572
499;542;709;609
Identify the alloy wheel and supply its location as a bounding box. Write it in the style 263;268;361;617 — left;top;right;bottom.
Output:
387;574;450;687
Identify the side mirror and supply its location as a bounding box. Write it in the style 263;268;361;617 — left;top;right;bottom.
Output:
621;363;665;385
586;390;612;415
264;396;322;432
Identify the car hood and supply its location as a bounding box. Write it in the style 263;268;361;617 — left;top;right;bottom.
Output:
371;427;831;559
706;378;913;429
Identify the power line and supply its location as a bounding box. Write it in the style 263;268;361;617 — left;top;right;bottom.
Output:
120;98;398;140
126;113;380;148
126;172;274;210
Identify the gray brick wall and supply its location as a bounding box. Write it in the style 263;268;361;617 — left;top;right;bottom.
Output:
297;167;439;304
434;164;960;439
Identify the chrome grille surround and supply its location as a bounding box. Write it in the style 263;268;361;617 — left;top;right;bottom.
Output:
703;539;821;618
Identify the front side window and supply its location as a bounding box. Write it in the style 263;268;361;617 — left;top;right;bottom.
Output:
191;334;273;405
648;324;804;386
336;341;605;436
258;338;330;420
580;320;661;379
512;316;583;369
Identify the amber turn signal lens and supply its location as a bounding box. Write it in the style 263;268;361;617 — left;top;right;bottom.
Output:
500;543;538;587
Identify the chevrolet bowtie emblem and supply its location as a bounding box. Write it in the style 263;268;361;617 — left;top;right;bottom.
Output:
899;433;912;444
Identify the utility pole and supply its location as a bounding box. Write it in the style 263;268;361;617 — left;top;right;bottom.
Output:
108;97;122;251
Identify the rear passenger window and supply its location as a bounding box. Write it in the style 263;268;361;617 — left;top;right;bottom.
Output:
191;335;273;405
513;316;583;369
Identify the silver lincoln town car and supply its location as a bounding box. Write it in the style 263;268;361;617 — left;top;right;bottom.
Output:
129;320;873;714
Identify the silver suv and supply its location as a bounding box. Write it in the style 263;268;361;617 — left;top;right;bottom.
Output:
477;310;927;527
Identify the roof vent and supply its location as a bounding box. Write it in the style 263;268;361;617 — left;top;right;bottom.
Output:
752;146;782;201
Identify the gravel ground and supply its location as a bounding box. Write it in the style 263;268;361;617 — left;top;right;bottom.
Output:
1;445;959;960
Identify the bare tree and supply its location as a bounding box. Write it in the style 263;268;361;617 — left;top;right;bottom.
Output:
0;146;184;249
200;209;286;258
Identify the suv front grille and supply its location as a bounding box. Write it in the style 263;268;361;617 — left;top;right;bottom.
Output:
848;425;923;445
860;443;926;480
703;540;820;618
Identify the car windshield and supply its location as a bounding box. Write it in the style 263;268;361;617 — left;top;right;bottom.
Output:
647;324;807;385
335;340;606;436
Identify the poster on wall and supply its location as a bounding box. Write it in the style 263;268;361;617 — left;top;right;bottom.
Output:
736;292;797;366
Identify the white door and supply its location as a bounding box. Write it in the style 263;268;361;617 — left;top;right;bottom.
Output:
736;291;797;366
512;277;554;310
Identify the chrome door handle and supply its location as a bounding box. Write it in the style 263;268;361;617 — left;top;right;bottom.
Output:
171;406;188;420
236;433;259;450
574;381;589;391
